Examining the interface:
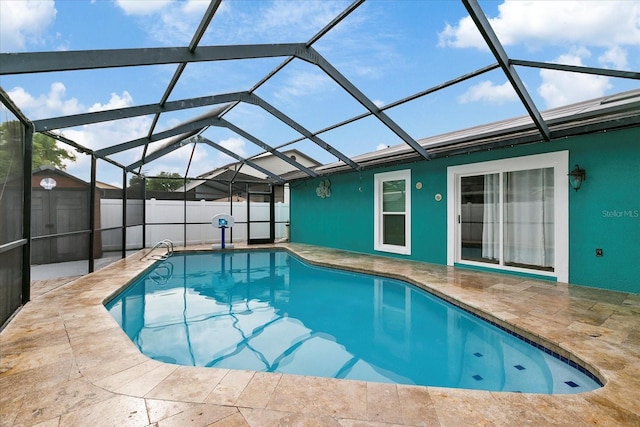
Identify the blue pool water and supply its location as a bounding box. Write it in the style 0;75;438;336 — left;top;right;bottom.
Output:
105;250;602;394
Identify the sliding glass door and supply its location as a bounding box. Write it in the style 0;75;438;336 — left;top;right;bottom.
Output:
460;174;499;264
459;169;554;271
449;152;568;280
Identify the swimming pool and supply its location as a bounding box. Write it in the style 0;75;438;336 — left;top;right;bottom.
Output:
105;250;602;394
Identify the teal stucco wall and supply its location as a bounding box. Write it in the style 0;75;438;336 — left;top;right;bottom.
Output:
290;126;640;293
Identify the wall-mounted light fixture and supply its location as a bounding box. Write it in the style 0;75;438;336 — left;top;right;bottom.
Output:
568;164;586;191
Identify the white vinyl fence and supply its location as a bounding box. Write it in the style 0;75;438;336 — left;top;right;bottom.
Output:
100;199;289;250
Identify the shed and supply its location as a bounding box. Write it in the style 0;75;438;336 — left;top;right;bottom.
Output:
31;165;102;264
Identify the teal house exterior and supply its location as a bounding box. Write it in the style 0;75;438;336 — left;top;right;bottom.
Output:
290;91;640;294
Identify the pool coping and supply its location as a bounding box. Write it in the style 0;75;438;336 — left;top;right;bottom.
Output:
3;243;640;426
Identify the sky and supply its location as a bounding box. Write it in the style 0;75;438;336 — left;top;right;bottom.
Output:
1;0;639;187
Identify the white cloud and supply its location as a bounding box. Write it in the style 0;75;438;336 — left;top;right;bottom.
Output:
376;143;389;151
8;83;83;119
63;115;152;152
438;17;484;50
143;143;210;176
168;136;245;175
60;111;152;180
114;0;172;16
438;1;640;52
273;71;334;101
8;83;155;180
458;80;517;105
114;0;210;45
439;2;634;107
0;0;56;52
598;46;629;70
182;0;210;15
256;1;345;40
538;52;612;109
162;136;248;177
89;91;135;112
219;137;247;159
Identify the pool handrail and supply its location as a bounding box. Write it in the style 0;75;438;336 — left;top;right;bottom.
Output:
140;239;174;261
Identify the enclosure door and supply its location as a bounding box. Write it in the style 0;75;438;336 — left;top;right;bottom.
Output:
247;190;275;244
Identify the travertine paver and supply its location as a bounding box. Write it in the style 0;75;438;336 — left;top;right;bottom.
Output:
1;243;640;426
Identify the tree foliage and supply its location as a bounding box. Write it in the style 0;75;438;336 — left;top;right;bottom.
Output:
0;120;23;181
1;122;76;178
32;133;76;170
129;171;188;191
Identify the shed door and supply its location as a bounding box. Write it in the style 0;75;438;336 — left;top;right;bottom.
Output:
31;191;53;264
31;189;89;264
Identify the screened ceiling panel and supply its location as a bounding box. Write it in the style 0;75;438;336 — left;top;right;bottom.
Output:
313;1;496;103
138;142;215;178
385;69;533;140
1;0;638;186
96;158;127;189
219;102;304;146
53;115;156;156
167;58;289;101
252;58;371;132
198;127;275;163
199;1;354;46
313;114;406;162
283;139;343;168
148;106;226;134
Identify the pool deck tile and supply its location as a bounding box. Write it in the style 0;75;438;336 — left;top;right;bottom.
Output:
235;372;282;409
206;370;257;406
2;243;640;426
366;382;403;424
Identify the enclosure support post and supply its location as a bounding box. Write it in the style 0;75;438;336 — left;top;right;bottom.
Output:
228;181;233;243
183;176;187;248
270;185;275;243
121;168;127;259
21;125;33;304
142;177;146;248
88;155;96;273
246;183;250;243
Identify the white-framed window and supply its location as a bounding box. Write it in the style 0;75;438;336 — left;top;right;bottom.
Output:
447;151;569;282
374;169;411;255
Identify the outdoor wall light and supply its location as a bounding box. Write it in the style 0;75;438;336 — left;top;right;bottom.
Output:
568;164;586;191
